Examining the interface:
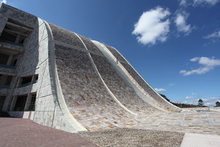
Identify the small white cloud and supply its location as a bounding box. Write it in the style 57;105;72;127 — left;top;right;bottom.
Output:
0;0;7;4
132;7;170;45
179;0;219;6
180;57;220;76
193;0;219;6
184;92;197;99
200;97;220;106
175;12;192;34
180;96;220;106
204;30;220;39
180;0;188;6
155;88;167;93
168;83;176;86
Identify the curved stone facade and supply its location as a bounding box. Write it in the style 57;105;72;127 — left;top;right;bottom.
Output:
0;4;181;133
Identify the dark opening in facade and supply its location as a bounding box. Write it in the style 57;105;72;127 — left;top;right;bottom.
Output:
0;96;6;111
0;75;13;89
0;53;9;65
0;31;17;43
20;76;32;87
33;75;38;83
28;93;36;111
14;95;27;111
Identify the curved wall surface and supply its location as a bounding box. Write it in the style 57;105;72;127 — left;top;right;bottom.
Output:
0;4;181;133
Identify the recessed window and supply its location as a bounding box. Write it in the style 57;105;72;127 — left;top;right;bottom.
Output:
20;76;32;87
0;31;17;43
19;74;38;87
0;53;9;65
0;96;6;111
28;93;36;111
14;95;27;111
0;18;33;46
0;75;13;89
33;75;38;83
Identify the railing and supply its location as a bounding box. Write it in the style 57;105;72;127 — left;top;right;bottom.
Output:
19;80;38;88
0;39;23;47
0;64;16;69
0;84;10;89
19;82;32;88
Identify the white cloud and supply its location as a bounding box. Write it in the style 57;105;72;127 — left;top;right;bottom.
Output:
0;0;7;4
180;57;220;76
179;0;219;6
168;83;176;86
199;97;220;106
155;88;167;93
175;12;192;34
185;93;197;99
204;30;220;39
193;0;219;6
132;7;170;45
180;95;220;106
180;0;188;6
202;97;219;102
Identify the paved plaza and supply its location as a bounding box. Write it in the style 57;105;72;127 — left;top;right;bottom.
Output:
136;107;220;135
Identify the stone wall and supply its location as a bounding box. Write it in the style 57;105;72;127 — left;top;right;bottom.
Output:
49;23;85;50
105;45;127;63
91;54;157;115
105;45;180;111
54;45;136;131
79;35;103;55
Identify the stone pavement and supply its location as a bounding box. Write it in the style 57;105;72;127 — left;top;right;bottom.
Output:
1;109;220;147
181;133;220;147
136;107;220;135
0;118;97;147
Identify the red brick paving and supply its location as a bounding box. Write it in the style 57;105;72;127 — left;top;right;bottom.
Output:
0;118;97;147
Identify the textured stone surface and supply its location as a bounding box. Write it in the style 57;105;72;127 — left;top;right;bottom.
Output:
0;4;37;27
121;62;177;111
55;45;137;131
79;35;103;55
91;54;157;115
105;45;127;63
136;108;220;135
80;128;184;147
49;23;85;50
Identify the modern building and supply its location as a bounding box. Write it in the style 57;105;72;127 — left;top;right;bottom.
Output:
0;4;180;133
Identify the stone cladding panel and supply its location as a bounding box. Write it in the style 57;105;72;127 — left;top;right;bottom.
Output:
91;54;156;115
55;45;137;131
49;24;85;50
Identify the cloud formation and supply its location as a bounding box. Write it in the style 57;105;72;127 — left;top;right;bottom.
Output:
204;30;220;39
175;12;192;34
193;0;219;6
185;93;197;99
180;57;220;76
132;7;170;45
180;0;188;6
180;0;219;6
155;88;167;93
181;95;220;106
0;0;7;4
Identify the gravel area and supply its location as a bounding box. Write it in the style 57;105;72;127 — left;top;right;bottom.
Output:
80;128;184;147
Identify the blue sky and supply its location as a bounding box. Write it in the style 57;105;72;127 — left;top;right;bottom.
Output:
2;0;220;105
